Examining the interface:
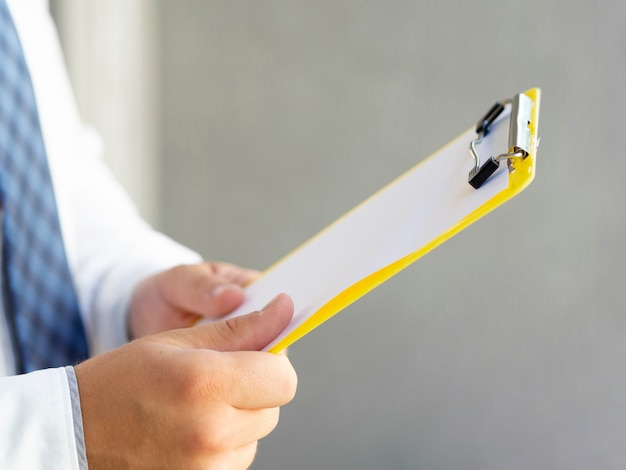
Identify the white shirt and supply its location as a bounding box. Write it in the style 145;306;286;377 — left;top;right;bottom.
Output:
0;1;202;468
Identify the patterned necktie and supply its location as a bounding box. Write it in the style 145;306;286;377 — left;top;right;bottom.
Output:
0;1;89;373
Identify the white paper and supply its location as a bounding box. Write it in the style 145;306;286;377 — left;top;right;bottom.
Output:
207;109;511;350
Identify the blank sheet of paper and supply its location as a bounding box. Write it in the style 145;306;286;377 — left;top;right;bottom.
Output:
214;107;512;351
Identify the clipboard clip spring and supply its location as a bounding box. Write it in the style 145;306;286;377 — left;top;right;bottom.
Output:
468;93;534;189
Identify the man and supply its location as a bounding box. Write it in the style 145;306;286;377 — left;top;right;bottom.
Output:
0;1;297;468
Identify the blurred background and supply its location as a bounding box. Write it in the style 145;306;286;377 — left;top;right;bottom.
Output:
51;1;625;469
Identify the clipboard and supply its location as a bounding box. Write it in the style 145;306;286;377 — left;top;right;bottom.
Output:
214;87;541;352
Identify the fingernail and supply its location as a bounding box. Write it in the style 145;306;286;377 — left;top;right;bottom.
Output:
210;284;241;298
261;294;282;312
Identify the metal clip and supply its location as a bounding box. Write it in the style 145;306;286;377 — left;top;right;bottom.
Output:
468;93;533;189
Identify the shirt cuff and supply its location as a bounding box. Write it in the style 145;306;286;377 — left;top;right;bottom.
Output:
0;367;82;469
65;366;88;470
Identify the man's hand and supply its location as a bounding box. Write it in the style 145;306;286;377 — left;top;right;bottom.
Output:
75;293;297;470
129;262;259;339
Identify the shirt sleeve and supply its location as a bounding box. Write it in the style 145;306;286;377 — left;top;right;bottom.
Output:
0;367;82;470
58;127;202;355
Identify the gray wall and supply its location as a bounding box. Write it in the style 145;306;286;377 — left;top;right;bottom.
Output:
159;1;626;469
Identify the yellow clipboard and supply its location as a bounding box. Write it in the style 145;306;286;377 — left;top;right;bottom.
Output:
218;88;541;352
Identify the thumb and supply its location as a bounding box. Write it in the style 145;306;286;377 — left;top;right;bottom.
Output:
159;293;294;352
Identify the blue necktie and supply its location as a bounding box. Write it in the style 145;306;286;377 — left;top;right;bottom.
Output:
0;1;89;372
